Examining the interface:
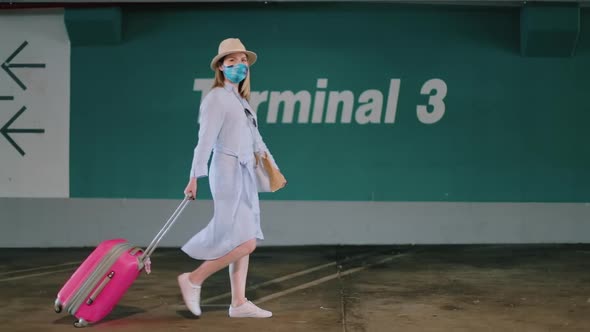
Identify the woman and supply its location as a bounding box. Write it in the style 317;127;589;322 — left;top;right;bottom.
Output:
178;38;284;319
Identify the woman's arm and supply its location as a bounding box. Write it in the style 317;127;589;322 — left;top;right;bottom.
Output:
189;95;226;178
254;126;279;170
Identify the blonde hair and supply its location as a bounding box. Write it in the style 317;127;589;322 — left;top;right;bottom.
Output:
212;59;251;101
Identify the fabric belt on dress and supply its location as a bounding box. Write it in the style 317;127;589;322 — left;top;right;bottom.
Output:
213;146;259;218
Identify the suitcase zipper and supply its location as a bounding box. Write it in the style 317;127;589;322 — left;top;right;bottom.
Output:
69;243;134;314
65;246;119;314
86;271;115;305
66;243;126;314
66;243;134;315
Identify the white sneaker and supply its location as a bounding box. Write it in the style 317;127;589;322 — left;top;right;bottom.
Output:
229;300;272;318
177;273;201;316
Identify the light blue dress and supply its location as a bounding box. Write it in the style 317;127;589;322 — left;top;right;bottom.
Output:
181;83;279;260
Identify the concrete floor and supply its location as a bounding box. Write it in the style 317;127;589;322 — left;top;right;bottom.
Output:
0;245;589;331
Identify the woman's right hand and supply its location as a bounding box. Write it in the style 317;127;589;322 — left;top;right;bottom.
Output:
184;177;197;200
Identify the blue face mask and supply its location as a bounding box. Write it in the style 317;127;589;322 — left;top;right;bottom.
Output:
223;63;248;83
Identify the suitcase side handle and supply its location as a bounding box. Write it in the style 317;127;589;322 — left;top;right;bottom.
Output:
140;196;191;263
86;271;115;305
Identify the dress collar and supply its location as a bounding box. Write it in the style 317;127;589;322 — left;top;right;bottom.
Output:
223;82;238;94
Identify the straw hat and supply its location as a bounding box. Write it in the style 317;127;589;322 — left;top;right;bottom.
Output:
210;38;257;71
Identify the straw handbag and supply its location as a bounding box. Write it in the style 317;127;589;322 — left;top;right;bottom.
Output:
254;151;286;193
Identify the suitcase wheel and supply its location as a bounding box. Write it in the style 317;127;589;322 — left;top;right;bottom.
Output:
53;299;62;313
74;318;89;328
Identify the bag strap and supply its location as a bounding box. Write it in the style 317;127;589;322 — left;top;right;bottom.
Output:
229;87;262;155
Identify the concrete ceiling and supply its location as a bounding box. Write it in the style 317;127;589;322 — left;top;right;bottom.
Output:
0;0;588;7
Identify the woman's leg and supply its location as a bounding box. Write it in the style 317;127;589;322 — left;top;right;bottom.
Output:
229;254;250;307
178;239;257;317
189;238;256;286
226;246;273;318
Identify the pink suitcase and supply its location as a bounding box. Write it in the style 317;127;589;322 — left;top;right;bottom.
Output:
53;197;191;327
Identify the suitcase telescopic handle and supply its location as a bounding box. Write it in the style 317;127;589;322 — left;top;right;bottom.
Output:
140;195;192;262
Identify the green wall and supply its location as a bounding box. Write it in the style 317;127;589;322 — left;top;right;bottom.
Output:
69;4;590;202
